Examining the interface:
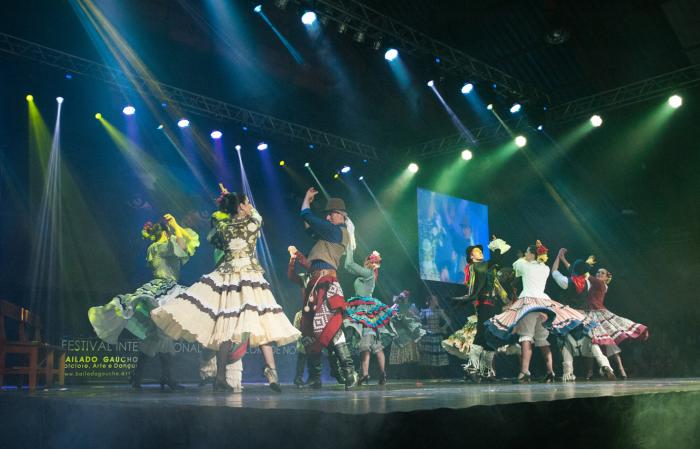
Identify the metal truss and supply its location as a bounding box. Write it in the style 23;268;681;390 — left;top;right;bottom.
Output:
401;64;700;159
0;32;380;160
292;0;550;104
547;63;700;123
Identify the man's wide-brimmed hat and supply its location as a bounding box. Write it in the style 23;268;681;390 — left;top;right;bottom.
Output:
324;197;347;212
466;244;484;259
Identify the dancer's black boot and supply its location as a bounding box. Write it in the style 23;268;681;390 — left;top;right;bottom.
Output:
334;343;358;390
294;352;307;387
303;352;323;389
131;352;148;389
159;353;184;390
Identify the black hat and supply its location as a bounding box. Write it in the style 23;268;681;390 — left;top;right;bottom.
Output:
571;259;588;276
466;244;484;260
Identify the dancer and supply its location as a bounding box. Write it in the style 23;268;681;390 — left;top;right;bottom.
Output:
88;214;199;389
388;291;425;377
299;187;359;390
418;295;451;377
342;246;396;385
551;249;615;381
485;241;590;383
446;237;511;382
558;251;648;379
151;189;300;392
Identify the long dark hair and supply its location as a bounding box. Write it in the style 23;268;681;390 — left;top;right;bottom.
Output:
218;192;247;215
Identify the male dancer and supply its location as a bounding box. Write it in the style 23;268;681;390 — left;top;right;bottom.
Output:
299;187;359;390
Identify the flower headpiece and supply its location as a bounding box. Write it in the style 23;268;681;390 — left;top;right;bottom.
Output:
535;239;549;263
141;220;164;241
366;250;382;265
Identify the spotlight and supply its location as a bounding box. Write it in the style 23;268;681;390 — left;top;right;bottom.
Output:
122;105;135;115
408;163;419;173
333;173;340;179
210;130;222;139
304;162;310;167
177;119;190;128
157;124;164;130
359;176;364;181
338;23;348;34
492;83;497;89
362;159;368;163
461;149;473;161
308;144;315;149
435;57;441;64
95;113;102;120
427;80;435;87
371;40;382;51
486;104;493;110
590;115;603;127
274;0;289;9
341;165;351;174
384;48;398;61
253;4;262;13
668;94;683;109
461;83;473;94
353;30;366;43
161;102;167;108
537;125;543;131
509;103;521;114
515;135;527;148
235;145;242;151
301;11;317;25
65;73;73;80
242;126;248;131
257;142;268;151
279;160;285;166
26;94;33;102
56;97;64;104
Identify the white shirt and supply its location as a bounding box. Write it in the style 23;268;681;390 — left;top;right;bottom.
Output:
513;258;551;299
551;270;591;291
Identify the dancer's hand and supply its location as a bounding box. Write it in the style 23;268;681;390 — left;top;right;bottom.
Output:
163;213;179;229
288;245;298;259
558;248;567;258
305;187;318;203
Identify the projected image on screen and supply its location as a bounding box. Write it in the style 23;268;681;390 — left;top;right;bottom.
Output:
417;188;489;284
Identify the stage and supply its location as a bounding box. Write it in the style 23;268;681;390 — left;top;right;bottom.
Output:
2;378;699;449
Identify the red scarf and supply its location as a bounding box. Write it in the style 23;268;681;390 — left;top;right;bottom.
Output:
571;275;587;294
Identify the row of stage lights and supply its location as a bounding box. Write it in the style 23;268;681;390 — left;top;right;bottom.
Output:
25;93;685;174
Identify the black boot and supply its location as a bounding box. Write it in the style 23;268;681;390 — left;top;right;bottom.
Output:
334;343;358;390
214;342;234;392
131;352;148;390
303;352;323;389
158;353;184;390
327;346;346;385
294;352;307;387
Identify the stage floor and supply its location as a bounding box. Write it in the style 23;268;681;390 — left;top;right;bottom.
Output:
7;377;700;414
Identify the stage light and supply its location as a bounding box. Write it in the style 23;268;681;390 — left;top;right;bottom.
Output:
65;73;73;80
279;160;285;166
509;103;521;113
242;126;248;131
372;40;382;50
515;135;527;148
333;173;340;179
308;144;315;149
210;130;222;139
461;83;473;94
537;125;543;131
26;94;33;102
177;119;190;128
590;115;603;127
359;176;364;181
56;97;64;104
253;4;262;13
435;57;441;64
384;48;398;61
461;149;473;161
95;113;102;120
668;94;683;109
486;104;493;110
257;142;268;151
301;11;317;25
338;23;348;34
353;30;366;43
341;165;351;174
235;145;242;151
157;124;164;130
427;80;434;87
274;0;289;9
408;163;419;173
304;162;310;167
122;105;135;115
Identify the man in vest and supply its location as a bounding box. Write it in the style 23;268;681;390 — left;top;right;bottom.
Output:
299;187;359;390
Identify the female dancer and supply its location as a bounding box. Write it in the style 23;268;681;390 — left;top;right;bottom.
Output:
343;246;396;385
151;190;300;392
558;253;648;379
418;295;451;376
388;291;425;377
486;241;590;382
88;214;199;389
